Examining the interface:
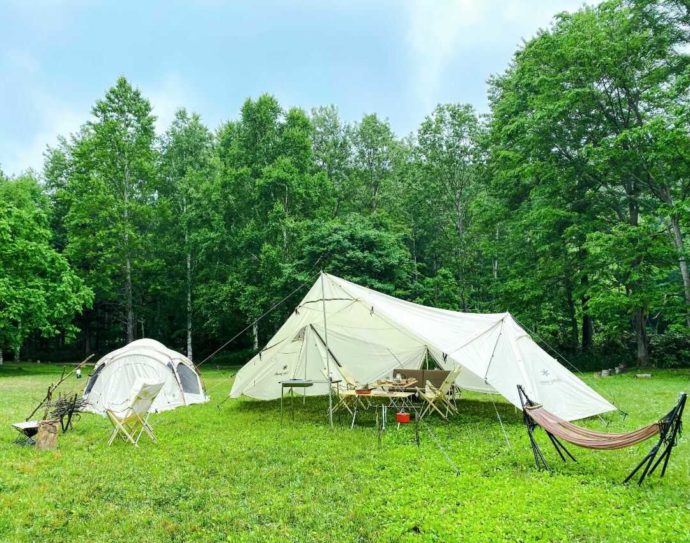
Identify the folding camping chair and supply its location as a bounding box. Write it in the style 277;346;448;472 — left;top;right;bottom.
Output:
329;381;355;415
323;369;367;416
106;380;164;446
417;367;461;420
337;366;367;390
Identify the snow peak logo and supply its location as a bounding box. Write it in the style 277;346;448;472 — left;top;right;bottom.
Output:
538;368;560;384
274;364;289;377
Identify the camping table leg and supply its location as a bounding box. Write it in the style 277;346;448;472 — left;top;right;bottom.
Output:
382;405;387;431
351;405;357;429
281;386;284;424
396;396;406;411
404;395;415;412
387;395;404;413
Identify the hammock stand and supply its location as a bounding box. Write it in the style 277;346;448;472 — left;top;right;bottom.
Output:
517;385;686;485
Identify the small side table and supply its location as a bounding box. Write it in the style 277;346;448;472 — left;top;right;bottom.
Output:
280;379;314;422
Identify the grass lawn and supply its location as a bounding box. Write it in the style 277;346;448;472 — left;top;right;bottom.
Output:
0;363;689;543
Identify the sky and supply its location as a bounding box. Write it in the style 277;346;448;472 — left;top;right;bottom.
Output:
0;0;587;177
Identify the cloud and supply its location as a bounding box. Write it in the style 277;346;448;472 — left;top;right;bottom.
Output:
142;73;200;135
405;0;584;112
0;73;203;177
1;90;84;177
0;47;84;177
406;0;486;111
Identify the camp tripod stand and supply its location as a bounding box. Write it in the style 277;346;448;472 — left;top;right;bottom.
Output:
622;392;686;485
517;385;577;472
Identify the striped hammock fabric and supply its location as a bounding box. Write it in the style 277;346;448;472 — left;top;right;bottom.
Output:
524;405;661;450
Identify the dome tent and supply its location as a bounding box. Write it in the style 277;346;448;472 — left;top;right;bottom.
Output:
83;338;208;415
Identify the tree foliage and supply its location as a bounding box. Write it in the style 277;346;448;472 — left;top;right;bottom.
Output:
7;0;690;369
0;174;92;360
486;0;690;365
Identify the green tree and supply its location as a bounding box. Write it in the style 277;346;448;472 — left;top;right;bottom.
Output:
301;214;413;296
402;104;483;309
350;114;397;213
311;105;352;216
58;77;157;345
159;109;215;360
0;174;92;362
487;0;690;365
204;95;332;348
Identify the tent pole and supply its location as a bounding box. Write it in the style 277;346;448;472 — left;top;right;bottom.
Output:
320;271;334;427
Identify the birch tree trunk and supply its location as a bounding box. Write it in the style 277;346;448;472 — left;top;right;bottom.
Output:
668;214;690;327
124;166;134;343
565;277;579;348
581;310;594;352
633;308;650;367
628;194;649;366
84;318;91;356
657;186;690;327
125;251;134;342
580;273;593;352
252;321;259;351
0;349;3;365
186;232;193;361
493;226;499;280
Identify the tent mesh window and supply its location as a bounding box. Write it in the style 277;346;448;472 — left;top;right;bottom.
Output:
84;364;104;394
177;364;200;395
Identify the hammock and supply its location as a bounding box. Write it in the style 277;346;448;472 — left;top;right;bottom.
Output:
516;385;686;485
524;405;661;449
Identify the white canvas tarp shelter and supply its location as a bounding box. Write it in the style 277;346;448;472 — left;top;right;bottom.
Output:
84;338;208;415
230;274;616;421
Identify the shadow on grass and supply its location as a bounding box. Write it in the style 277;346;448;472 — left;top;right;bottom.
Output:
230;394;524;430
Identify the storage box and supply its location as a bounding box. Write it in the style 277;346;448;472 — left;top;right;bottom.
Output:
396;412;411;423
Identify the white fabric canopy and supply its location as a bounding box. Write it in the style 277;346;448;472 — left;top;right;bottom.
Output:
230;274;616;421
84;338;208;415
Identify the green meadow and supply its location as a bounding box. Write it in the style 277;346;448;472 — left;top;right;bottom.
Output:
1;364;688;543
